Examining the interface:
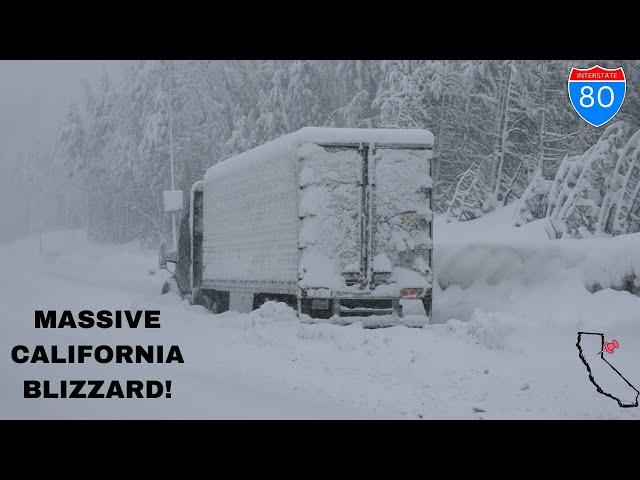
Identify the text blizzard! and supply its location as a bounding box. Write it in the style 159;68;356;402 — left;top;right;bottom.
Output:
23;380;173;399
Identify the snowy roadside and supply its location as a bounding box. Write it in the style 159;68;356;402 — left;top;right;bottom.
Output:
1;218;639;419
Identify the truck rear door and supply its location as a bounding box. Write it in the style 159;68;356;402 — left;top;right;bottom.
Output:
298;143;364;293
369;146;433;292
298;142;432;296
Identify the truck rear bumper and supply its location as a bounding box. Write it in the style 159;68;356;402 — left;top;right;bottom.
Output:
299;297;403;319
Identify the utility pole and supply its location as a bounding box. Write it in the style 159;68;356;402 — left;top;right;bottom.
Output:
168;61;177;251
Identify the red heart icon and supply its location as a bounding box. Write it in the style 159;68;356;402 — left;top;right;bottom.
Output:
604;342;616;353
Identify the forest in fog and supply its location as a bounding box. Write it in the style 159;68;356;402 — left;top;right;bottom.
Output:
2;60;640;245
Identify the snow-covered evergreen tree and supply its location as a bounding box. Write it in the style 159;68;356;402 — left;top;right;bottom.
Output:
547;122;632;237
16;59;640;245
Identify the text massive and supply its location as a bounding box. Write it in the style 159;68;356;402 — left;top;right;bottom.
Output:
34;310;161;329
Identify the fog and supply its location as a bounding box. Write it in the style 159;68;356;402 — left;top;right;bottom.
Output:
0;60;126;163
1;60;638;246
0;61;130;243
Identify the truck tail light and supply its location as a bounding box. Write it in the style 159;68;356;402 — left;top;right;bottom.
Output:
401;288;424;299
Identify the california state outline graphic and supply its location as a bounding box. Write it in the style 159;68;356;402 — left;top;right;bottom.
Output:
577;332;639;408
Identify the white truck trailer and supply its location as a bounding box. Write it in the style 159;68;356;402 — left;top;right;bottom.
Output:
161;127;433;320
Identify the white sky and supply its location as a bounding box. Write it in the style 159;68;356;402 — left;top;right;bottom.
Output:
0;60;127;163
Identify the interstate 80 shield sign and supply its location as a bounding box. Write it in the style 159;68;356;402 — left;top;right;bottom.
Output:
568;65;626;127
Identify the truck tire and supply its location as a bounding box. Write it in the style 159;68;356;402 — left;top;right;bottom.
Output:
211;290;230;314
191;287;205;306
192;288;229;314
202;294;215;312
192;287;215;312
253;293;297;311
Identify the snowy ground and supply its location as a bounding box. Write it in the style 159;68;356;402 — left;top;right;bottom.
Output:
1;206;639;419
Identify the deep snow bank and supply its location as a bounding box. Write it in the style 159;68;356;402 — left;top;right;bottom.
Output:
434;205;640;304
2;224;639;419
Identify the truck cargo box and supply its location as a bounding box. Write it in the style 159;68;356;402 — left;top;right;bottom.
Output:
195;127;433;320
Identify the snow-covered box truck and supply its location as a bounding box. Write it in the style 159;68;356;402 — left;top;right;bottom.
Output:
161;127;434;320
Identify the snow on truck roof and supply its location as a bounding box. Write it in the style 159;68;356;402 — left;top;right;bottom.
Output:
204;127;434;182
295;127;434;145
